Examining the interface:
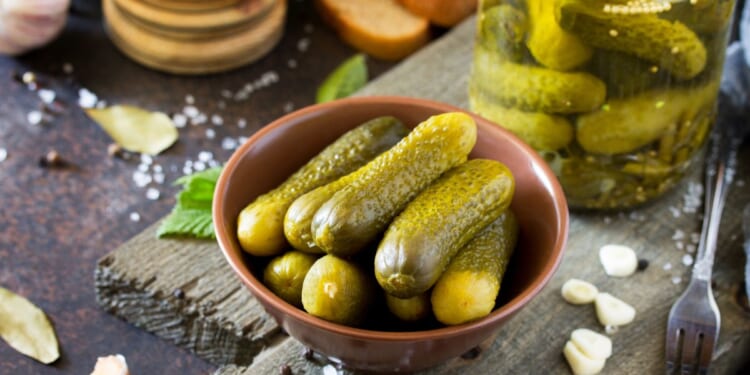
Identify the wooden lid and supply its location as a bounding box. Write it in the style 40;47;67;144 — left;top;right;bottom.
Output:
103;0;286;74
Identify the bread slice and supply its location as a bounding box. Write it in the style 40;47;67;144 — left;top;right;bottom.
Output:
398;0;477;27
315;0;430;60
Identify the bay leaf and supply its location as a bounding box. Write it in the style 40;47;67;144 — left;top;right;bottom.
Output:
0;286;60;364
85;105;178;155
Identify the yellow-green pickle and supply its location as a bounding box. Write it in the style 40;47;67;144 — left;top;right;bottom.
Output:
469;0;736;209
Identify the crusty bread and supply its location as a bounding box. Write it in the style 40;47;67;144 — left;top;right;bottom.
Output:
315;0;430;60
398;0;477;27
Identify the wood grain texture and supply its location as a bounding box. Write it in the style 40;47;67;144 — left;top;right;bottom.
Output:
95;17;750;374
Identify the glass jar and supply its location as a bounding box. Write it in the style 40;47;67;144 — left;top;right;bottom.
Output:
469;0;736;209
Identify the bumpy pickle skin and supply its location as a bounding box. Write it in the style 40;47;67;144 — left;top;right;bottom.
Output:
576;80;720;155
587;50;669;98
663;0;734;34
431;210;519;325
374;159;515;298
470;97;574;151
472;46;606;114
311;112;477;257
237;116;408;256
479;4;528;61
263;251;319;307
526;0;592;71
557;0;707;80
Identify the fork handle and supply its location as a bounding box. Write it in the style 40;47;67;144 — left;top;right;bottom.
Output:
692;116;740;282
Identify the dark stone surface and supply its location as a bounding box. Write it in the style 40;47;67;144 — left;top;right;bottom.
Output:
0;2;397;374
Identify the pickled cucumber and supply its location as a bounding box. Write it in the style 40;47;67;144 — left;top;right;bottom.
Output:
576;80;720;155
663;0;734;34
385;293;431;322
526;0;592;70
263;251;319;307
431;210;518;325
472;46;606;114
470;97;574;151
558;0;707;80
479;4;528;61
375;159;515;298
237;116;408;256
587;50;668;98
301;255;373;326
312;112;477;257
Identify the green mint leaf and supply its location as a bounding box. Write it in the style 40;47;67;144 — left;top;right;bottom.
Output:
316;54;368;103
157;167;222;239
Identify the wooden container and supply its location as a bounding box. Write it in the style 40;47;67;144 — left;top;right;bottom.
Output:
103;0;286;74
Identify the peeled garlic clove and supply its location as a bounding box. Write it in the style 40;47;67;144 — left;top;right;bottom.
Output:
570;328;612;360
595;293;636;327
90;354;129;375
561;278;599;304
563;340;606;375
599;244;637;277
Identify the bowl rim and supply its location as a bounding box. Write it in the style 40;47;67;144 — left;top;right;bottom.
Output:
213;95;569;342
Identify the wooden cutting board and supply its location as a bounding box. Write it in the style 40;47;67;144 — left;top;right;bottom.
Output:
94;18;750;374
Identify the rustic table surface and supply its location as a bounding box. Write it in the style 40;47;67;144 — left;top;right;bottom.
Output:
0;2;395;374
2;2;750;375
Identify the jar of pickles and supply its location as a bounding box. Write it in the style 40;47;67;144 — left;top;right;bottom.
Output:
468;0;736;209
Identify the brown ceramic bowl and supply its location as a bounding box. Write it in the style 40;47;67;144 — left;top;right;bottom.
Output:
214;96;568;373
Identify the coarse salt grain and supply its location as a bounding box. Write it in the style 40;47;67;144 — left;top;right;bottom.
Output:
322;364;338;375
675;241;684;250
208;160;219;168
297;38;310;52
287;59;298;69
191;114;207;125
682;254;694;266
194;161;206;171
198;151;213;162
146;188;160;200
133;171;152;187
182;166;192;175
284;102;295;113
183;105;199;118
690;232;700;244
686;244;696;253
237;118;247;128
27;110;43;125
238;136;248;144
172;113;187;128
62;62;74;74
663;262;673;271
669;206;681;218
672;229;685;240
129;212;141;222
78;88;98;108
603;216;612;224
211;114;223;126
738;180;746;187
0;148;7;162
153;164;163;173
220;89;232;99
221;137;238;150
153;173;165;184
140;154;153;165
671;276;682;284
185;94;195;105
38;89;56;104
137;163;149;172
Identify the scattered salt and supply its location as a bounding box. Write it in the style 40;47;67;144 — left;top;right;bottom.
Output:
672;229;685;240
737;179;745;187
132;171;152;187
663;262;673;271
0;148;7;162
671;276;682;284
183;105;199;118
208;160;219;168
686;244;696;253
238;136;248;144
287;59;298;69
146;188;160;200
140;154;153;165
198;151;213;162
185;94;195;105
221;137;238;150
191;113;207;125
217;101;226;110
237;118;247;128
322;364;338;375
605;325;619;335
668;206;681;218
96;100;107;109
675;241;684;250
194;161;206;171
172;113;188;128
603;216;612;224
283;102;295;113
211;114;223;126
297;38;310;52
137;163;149;172
182;166;192;175
27;110;43;125
690;232;700;244
129;212;141;222
62;62;74;74
153;173;165;185
220;89;232;99
38;89;56;104
304;23;314;33
153;164;163;173
205;128;216;139
78;88;98;108
681;254;694;266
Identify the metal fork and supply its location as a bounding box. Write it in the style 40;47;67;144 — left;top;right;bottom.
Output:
665;106;743;374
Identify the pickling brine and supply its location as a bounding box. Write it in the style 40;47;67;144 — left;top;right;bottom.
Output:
469;0;736;209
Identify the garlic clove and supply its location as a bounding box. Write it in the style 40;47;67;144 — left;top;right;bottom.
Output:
599;244;638;277
561;278;599;304
594;293;636;327
570;328;612;360
563;340;606;375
